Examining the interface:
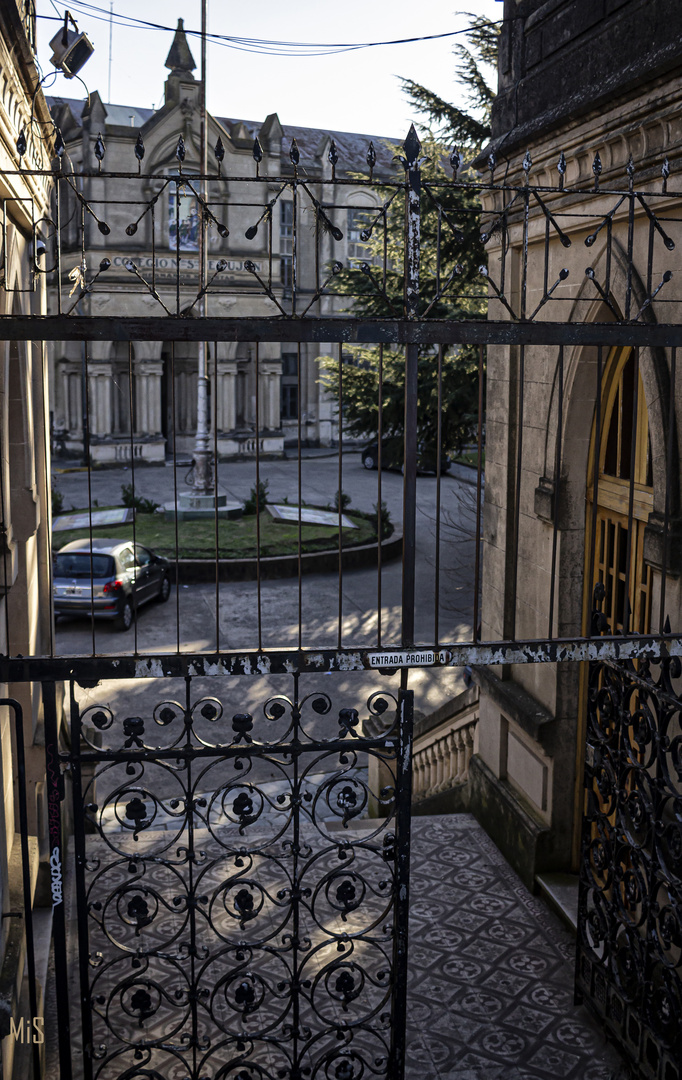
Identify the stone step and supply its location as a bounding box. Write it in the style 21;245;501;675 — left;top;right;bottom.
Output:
535;871;579;934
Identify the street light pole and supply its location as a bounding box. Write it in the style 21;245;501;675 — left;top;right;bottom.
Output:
192;0;212;493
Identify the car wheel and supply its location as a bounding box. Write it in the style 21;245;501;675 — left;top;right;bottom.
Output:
115;598;133;632
363;453;376;470
157;574;171;603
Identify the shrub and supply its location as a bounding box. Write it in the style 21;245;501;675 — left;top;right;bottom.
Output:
51;484;64;518
374;500;391;538
121;483;160;515
333;489;351;512
243;478;269;516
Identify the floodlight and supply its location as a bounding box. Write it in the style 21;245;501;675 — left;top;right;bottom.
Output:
49;13;94;79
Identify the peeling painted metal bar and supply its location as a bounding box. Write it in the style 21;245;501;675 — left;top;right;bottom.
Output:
2;634;680;682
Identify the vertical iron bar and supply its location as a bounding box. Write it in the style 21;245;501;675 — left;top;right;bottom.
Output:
548;346;564;639
622;348;640;634
213;341;220;652
520;189;530;320
337;341;343;649
4;698;40;1079
625;191;635;321
255;342;263;651
390;687;414;1079
511;345;525;641
434;345;443;646
171;341;181;652
184;674;198;1078
267;203;273;292
377;343;383;649
402;128;421;649
128;340;138;653
435;205;442;297
291;182;297;317
55;177;62;315
2;200;6;293
174;179;181;316
473;345;484;644
587;346;603;628
151;201;156;296
69;681;93;1080
39;342;55;657
0;394;11;654
297;342;302;651
83;342;96;655
660;347;676;632
43;680;73;1078
646;215;655;302
291;673;301;1073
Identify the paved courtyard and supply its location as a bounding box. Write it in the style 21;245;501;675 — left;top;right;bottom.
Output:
51;453;482;655
46;812;627;1079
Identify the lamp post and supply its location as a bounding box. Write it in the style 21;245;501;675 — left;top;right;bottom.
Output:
192;0;212;493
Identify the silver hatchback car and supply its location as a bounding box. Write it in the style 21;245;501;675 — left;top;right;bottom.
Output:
53;539;172;631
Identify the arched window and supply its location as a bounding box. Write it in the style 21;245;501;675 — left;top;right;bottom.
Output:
587;347;653;634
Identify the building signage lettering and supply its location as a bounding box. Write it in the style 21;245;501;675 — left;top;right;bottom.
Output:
367;650;451;668
108;255;261;274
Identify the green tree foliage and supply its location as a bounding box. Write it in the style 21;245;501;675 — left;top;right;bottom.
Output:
400;13;499;152
319;16;499;456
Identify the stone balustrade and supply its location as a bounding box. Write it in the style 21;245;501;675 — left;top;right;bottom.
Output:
412;689;479;805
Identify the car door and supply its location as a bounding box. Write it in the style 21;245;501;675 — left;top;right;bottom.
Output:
116;545;137;605
133;545;157;604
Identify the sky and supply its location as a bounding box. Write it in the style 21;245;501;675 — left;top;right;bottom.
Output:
36;0;501;136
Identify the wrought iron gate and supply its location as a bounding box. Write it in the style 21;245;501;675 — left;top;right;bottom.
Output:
2;119;682;1080
577;595;682;1080
49;676;412;1080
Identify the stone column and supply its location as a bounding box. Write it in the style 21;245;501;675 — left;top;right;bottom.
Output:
87;363;111;436
258;361;281;431
216;361;237;431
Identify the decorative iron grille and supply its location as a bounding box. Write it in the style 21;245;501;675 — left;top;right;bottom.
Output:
577;598;682;1080
4;122;682;1080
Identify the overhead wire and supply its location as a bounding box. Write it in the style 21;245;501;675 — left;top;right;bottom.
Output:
38;1;500;58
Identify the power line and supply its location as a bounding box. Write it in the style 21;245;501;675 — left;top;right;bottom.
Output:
38;2;500;58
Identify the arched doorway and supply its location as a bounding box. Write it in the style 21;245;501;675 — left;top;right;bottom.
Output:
586;346;653;635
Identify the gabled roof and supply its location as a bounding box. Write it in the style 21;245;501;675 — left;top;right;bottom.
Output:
45;96;401;173
219;117;400;173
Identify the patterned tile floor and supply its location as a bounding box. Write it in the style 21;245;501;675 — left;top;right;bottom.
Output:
48;812;630;1079
404;815;628;1079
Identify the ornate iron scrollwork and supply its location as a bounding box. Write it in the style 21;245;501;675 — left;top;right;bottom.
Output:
577;610;682;1076
69;675;412;1079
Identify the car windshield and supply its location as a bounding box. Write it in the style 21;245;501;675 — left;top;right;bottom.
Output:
53;553;115;579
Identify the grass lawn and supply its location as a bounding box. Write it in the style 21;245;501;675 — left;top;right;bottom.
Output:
454;448;485;469
52;509;380;559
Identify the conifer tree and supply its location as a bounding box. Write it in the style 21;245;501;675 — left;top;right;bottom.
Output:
319;14;500;457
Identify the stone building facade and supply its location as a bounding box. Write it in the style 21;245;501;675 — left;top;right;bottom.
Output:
0;1;56;1071
468;0;682;887
48;21;396;464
